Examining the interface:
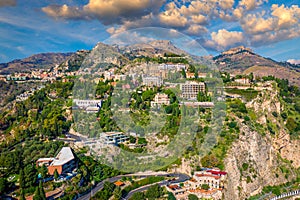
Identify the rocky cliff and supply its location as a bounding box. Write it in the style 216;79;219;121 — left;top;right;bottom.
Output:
224;84;299;199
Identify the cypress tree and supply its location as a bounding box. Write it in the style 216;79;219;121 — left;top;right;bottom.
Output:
39;181;46;200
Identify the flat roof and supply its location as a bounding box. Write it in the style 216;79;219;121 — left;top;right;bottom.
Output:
50;147;75;166
37;158;54;162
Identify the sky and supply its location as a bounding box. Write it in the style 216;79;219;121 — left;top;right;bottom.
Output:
0;0;300;63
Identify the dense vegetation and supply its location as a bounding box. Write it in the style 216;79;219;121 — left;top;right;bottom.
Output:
0;81;73;149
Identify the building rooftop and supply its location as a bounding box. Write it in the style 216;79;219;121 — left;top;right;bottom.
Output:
207;169;227;176
114;181;125;187
50;147;75;166
37;158;54;162
195;174;220;180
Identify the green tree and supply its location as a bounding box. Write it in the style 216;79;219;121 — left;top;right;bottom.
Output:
168;192;176;200
188;194;199;200
113;186;122;200
145;184;163;199
20;188;26;200
129;192;145;200
53;169;59;180
201;154;220;168
201;184;210;190
33;186;41;200
39;165;48;178
39;181;46;200
286;117;297;132
24;164;37;188
19;169;25;189
0;177;6;194
181;69;187;78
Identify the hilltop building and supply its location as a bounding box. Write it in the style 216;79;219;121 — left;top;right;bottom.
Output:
234;78;250;85
100;132;129;145
180;81;205;100
36;147;76;175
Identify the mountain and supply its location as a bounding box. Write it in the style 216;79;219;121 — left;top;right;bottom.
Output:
214;46;300;86
57;50;90;72
0;52;73;74
117;40;188;58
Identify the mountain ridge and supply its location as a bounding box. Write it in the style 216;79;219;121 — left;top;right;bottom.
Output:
213;46;300;86
0;52;73;74
1;42;299;86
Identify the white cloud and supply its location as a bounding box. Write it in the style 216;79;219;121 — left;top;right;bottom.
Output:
240;4;300;46
159;2;188;27
190;14;207;24
106;13;156;35
40;0;300;51
42;0;165;25
206;29;245;50
271;4;300;29
241;12;276;34
219;0;235;10
287;59;300;65
42;4;87;20
239;0;267;11
186;24;208;35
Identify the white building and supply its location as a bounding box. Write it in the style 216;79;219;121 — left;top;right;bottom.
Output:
36;147;76;175
235;78;250;85
142;76;163;87
151;93;170;107
180;81;205;100
180;102;214;108
73;99;102;112
100;132;129;145
158;63;186;71
186;169;227;190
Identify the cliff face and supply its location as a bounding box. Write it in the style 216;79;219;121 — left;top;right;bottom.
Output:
224;125;296;199
224;85;299;199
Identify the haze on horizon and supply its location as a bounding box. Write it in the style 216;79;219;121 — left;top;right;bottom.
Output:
0;0;299;63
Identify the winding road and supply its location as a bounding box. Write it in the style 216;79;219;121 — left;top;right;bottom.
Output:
76;172;190;200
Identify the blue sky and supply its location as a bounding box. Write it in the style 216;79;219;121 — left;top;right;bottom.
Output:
0;0;299;63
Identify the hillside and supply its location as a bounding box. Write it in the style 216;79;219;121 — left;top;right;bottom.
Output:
214;46;300;86
0;52;73;74
0;41;299;200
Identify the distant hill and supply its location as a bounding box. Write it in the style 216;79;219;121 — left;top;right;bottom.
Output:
214;46;300;86
0;52;73;74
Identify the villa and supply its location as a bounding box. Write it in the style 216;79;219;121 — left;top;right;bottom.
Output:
36;147;76;175
151;93;170;107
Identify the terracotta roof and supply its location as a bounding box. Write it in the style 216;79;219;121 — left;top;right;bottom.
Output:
189;189;218;195
114;181;124;186
168;184;180;190
189;178;197;182
195;174;220;180
207;170;227;175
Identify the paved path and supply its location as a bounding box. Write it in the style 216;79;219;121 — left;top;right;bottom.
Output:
124;173;190;200
76;172;190;200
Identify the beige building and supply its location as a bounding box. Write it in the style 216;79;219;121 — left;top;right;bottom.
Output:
180;81;205;100
235;78;250;85
151;93;170;107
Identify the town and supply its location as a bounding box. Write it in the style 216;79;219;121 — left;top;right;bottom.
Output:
0;49;299;200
